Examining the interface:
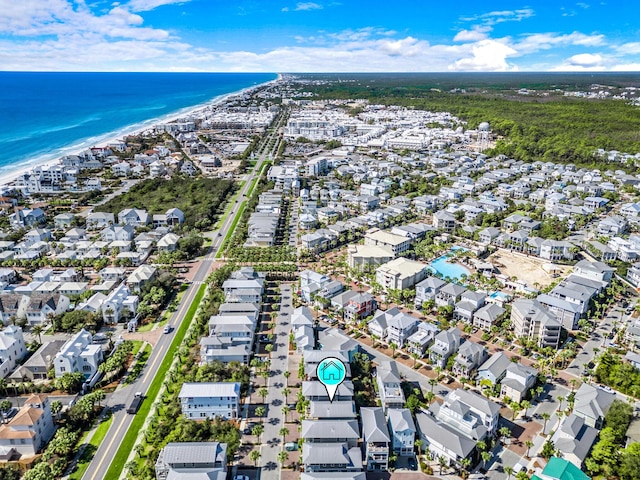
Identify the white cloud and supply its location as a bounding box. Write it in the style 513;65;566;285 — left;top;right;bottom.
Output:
449;40;518;71
454;25;492;42
576;2;590;8
126;0;190;12
462;8;535;25
614;42;640;55
550;52;606;71
567;52;603;66
294;2;323;11
515;31;606;54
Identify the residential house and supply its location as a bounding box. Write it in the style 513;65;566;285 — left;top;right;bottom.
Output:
376;361;405;412
54;329;103;379
199;337;251;365
453;341;488;378
127;265;157;293
597;215;627;235
118;208;150;227
435;283;467;308
414;277;446;308
453;291;486;323
406;322;439;356
25;294;70;325
347;245;395;271
433;210;456;233
102;283;138;324
478;227;500;244
429;327;462;369
344;293;377;323
376;258;429;292
101;225;135;242
573;383;616;429
10;341;64;381
387;409;415;456
511;298;561;349
86;212;115;229
476;352;512;387
178;382;241;419
360;407;391;471
302;443;363;473
157;233;180;252
0;394;56;457
530;457;591;480
155;442;227;480
301;419;360;448
0;326;27;378
550;414;598;468
473;304;506;330
364;228;412;256
500;362;538;403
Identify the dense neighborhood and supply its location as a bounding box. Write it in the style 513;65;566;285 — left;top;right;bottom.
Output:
0;76;638;480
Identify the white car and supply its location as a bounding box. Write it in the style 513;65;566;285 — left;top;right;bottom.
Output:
163;325;171;334
233;476;250;480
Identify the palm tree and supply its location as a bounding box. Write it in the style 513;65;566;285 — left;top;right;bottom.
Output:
283;370;291;386
476;440;486;453
460;458;471;477
541;412;551;435
437;455;448;474
134;443;145;458
282;387;291;403
281;406;290;422
569;378;578;392
557;395;565;412
249;450;261;467
424;391;435;405
481;451;492;470
499;426;511;444
521;400;531;418
277;450;289;466
411;352;420;368
414;439;423;454
279;427;289;444
504;465;514;480
389;341;398;358
429;378;438;392
31;324;44;344
252;424;264;441
255;406;266;422
258;387;268;404
525;440;534;458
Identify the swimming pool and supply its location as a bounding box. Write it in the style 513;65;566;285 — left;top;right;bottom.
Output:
429;248;470;282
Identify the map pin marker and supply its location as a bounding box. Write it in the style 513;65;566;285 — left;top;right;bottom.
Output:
317;357;347;403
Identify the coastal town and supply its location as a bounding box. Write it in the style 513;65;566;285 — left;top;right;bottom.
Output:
0;75;639;480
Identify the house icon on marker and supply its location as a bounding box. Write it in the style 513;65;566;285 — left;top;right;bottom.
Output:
319;360;344;382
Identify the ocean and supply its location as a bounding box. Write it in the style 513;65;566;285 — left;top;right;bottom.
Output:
0;72;277;180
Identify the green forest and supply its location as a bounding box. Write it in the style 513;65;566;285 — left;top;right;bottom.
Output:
97;177;235;230
303;75;640;168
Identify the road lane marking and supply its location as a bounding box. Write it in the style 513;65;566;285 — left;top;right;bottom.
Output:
86;414;128;480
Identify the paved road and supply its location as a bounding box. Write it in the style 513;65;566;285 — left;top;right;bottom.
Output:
259;284;293;480
83;142;274;480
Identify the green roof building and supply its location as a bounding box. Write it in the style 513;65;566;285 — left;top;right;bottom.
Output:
531;457;591;480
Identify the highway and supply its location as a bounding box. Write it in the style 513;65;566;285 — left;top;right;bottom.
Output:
82;113;285;480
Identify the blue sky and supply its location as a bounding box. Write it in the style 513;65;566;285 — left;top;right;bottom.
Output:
1;0;639;72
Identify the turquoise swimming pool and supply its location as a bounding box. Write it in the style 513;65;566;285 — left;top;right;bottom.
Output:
429;247;470;282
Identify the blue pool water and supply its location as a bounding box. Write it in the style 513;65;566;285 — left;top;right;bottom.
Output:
489;291;511;301
429;247;470;282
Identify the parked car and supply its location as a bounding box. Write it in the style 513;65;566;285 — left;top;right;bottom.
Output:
408;457;417;470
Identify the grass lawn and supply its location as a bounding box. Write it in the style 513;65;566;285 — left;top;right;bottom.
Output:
105;283;207;479
69;414;114;480
214;181;245;229
138;284;189;332
124;344;152;386
215;202;246;259
130;340;143;356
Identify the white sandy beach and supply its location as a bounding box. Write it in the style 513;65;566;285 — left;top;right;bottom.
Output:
0;75;281;188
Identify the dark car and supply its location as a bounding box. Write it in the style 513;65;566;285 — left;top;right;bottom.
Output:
407;457;417;470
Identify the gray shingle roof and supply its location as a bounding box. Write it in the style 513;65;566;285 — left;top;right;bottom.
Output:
360;407;390;443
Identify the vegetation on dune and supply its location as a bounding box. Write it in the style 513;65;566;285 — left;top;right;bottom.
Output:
97;176;235;230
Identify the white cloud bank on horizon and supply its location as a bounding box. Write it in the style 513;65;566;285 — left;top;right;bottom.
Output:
0;1;635;72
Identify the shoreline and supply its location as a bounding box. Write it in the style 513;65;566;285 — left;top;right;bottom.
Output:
0;73;281;188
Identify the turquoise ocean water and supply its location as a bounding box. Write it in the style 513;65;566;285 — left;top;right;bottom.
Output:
0;72;277;180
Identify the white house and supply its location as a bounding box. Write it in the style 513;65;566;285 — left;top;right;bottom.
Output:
54;329;103;379
0;326;27;378
387;408;415;456
178;382;241;419
0;394;55;457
